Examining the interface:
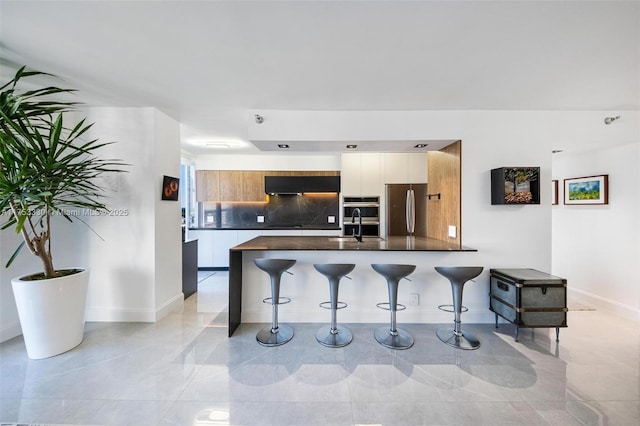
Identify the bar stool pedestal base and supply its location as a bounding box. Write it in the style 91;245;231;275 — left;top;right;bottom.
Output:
374;326;414;350
315;325;352;348
257;324;293;347
436;327;480;350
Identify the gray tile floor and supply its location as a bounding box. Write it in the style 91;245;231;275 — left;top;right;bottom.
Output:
1;271;639;425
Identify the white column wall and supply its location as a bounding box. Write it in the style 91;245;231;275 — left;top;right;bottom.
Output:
79;107;183;323
153;111;183;316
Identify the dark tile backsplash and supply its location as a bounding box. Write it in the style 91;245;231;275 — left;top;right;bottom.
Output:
197;194;339;229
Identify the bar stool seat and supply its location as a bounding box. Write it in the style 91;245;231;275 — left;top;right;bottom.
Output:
371;264;416;350
313;263;355;348
254;258;296;346
435;266;483;350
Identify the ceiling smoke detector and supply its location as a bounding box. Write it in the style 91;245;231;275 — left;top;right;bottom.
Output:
604;116;621;125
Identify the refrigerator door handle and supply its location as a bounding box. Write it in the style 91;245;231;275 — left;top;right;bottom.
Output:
406;189;415;234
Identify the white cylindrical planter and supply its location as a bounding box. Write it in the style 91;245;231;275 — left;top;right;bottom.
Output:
11;268;89;359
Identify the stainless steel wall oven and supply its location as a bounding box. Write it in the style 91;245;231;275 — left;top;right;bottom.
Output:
343;196;380;237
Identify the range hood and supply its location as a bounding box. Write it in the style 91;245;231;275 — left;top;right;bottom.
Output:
265;176;340;194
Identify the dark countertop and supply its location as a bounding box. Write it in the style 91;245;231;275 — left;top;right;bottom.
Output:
189;226;341;231
231;235;476;252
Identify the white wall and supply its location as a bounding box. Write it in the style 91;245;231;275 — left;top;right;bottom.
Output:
83;107;183;322
0;107;184;343
552;141;640;319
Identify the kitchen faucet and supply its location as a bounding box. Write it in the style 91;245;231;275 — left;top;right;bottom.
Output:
351;208;363;242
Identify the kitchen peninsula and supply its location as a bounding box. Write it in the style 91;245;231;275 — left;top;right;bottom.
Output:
228;235;477;336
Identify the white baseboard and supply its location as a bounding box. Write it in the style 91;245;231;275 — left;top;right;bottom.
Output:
154;293;184;321
0;321;22;343
85;292;184;322
568;288;640;321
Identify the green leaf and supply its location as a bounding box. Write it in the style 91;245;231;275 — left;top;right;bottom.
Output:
5;240;25;268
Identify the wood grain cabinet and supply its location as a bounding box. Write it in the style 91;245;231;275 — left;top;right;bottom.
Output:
242;171;266;201
219;171;243;201
196;170;268;202
197;170;339;202
196;170;220;202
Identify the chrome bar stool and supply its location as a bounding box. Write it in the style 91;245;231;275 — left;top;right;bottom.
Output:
435;266;483;350
371;264;416;350
313;263;355;348
254;258;297;346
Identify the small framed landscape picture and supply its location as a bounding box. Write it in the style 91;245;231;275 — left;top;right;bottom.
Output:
552;180;558;205
564;175;608;205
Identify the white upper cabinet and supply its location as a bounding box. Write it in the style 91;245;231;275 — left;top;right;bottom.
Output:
381;152;427;184
340;153;381;196
360;153;381;195
381;153;408;183
340;153;361;195
407;153;428;183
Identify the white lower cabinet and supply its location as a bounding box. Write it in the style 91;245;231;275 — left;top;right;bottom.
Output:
213;230;239;268
188;230;215;268
191;229;342;268
315;229;342;236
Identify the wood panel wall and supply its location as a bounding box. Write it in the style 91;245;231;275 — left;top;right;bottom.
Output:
427;141;461;245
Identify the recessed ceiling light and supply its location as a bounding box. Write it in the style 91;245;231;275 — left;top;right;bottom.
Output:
346;144;358;149
414;143;428;148
205;142;232;148
277;144;290;149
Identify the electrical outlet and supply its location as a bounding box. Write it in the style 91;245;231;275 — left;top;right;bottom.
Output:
448;225;457;238
257;215;265;223
409;293;420;306
328;215;335;223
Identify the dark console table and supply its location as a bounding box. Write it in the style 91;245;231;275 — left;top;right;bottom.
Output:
489;268;567;342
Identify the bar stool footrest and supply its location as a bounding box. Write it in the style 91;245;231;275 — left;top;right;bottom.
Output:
319;301;347;310
376;302;406;311
437;304;468;313
262;296;291;305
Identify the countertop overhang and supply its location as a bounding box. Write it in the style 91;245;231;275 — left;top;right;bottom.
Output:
231;235;476;252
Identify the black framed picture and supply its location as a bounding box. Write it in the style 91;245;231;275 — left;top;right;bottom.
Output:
162;175;179;201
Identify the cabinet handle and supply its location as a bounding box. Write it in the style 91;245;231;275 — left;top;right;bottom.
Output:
497;281;509;292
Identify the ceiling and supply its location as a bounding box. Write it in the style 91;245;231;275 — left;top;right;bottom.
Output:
1;0;638;155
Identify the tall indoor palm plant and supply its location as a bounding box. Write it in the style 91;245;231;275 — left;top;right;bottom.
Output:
0;66;124;278
0;66;125;358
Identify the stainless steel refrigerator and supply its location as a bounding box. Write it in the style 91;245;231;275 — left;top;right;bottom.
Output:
385;183;428;237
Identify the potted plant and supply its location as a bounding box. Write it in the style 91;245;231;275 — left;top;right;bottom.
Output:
0;66;125;359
